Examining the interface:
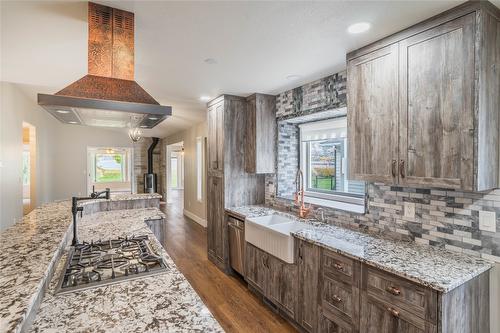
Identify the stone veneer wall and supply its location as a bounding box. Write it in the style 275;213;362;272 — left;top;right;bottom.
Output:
277;122;300;197
265;70;500;263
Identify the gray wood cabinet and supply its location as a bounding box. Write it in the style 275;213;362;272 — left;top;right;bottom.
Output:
297;239;320;332
319;249;361;333
207;175;224;264
207;102;224;173
347;44;399;184
245;242;298;319
347;1;500;191
206;95;265;270
245;93;276;174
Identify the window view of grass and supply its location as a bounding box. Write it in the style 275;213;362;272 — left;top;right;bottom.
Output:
95;154;124;182
310;141;336;191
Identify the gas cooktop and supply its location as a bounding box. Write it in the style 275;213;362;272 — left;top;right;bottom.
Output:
57;235;168;294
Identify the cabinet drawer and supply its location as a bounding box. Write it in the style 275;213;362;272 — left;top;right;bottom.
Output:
319;310;353;333
364;267;437;323
322;274;357;322
322;249;358;285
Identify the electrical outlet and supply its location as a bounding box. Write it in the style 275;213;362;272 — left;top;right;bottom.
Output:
479;211;496;232
404;202;415;218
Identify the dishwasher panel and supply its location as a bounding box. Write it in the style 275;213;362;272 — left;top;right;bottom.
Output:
228;217;244;275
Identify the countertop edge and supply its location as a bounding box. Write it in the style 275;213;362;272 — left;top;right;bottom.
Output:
291;231;492;293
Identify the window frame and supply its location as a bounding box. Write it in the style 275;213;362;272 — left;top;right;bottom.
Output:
298;117;366;210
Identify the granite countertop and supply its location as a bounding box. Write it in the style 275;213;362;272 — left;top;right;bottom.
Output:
29;208;222;333
1;193;221;333
227;205;492;293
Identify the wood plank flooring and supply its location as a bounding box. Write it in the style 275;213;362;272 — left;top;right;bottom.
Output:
159;190;296;333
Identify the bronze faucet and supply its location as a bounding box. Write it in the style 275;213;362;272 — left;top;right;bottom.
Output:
294;169;311;218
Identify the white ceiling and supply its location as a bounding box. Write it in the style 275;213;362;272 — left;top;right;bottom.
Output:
2;0;497;138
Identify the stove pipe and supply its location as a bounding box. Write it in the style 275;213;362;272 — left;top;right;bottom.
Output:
144;137;159;193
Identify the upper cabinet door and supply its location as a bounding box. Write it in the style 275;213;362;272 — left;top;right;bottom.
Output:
207;105;218;172
347;44;399;184
398;14;475;190
207;101;224;173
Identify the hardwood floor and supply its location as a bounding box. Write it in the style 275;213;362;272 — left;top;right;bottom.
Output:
159;190;296;333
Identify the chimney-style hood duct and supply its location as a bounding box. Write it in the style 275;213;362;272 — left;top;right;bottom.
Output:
38;2;171;129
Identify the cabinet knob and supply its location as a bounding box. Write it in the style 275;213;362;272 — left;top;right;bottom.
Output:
399;160;405;179
387;307;400;317
333;262;344;271
386;286;401;296
332;295;342;303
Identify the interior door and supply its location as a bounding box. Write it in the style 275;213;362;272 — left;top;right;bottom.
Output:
398;13;475;190
347;44;399;184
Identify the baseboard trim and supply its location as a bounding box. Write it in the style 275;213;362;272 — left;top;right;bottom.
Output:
183;209;207;227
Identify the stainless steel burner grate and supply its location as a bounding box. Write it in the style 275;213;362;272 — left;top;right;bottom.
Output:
56;235;168;294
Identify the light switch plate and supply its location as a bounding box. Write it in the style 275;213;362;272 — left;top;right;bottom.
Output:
404;202;415;218
479;211;496;232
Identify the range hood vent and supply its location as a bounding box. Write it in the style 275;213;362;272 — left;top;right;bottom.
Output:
38;2;171;129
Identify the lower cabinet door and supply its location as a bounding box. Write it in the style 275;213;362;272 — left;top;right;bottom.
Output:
359;294;435;333
267;254;298;319
245;243;267;294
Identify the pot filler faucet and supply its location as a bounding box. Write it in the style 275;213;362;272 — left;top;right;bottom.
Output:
71;186;110;246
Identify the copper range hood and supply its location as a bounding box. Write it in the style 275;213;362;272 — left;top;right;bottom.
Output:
38;2;171;129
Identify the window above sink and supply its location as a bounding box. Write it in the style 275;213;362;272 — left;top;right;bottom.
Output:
276;109;366;213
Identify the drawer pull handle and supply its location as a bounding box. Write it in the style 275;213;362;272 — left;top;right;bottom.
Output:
333;263;344;271
387;286;401;296
332;295;342;303
387;307;400;317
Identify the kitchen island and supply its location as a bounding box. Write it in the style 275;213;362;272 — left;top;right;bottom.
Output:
0;194;222;333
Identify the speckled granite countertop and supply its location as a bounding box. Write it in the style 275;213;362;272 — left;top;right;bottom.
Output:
1;194;221;333
226;205;492;293
29;208;222;333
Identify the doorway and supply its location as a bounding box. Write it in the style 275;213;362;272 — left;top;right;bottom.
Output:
22;122;36;215
166;142;184;204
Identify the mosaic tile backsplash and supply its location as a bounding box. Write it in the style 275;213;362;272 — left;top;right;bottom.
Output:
266;70;500;263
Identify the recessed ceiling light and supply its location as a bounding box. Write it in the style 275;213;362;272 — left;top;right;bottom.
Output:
347;22;371;34
148;116;159;120
57;110;70;114
286;75;301;81
68;121;78;124
140;125;148;128
200;96;211;102
204;58;217;65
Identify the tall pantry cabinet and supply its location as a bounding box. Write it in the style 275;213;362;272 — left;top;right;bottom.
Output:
206;95;265;270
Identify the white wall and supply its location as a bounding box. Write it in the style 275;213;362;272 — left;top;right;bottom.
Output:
0;82;137;231
1;82;58;230
164;122;207;226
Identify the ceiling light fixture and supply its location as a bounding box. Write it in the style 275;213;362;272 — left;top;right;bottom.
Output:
68;121;78;124
148;116;159;120
128;127;142;142
200;96;211;102
140;125;148;128
347;22;371;34
56;110;70;114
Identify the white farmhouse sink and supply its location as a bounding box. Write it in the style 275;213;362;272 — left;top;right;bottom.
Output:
245;214;309;264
